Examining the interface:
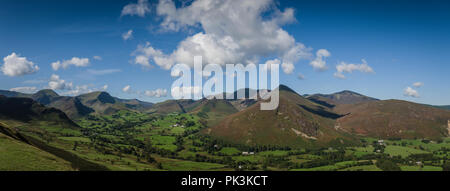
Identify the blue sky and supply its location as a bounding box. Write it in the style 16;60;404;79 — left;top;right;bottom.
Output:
0;0;449;105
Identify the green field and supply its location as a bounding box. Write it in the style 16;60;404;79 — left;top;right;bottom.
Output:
218;147;241;156
384;145;429;157
400;165;442;171
259;150;290;157
160;159;228;171
339;165;381;171
291;165;338;171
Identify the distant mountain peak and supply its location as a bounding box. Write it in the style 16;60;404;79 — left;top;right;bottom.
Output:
90;91;116;104
34;89;59;97
278;84;299;95
308;90;378;105
32;89;59;105
336;90;359;95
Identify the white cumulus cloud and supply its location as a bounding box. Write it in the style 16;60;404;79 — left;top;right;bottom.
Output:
413;82;424;88
23;79;46;84
10;86;37;94
48;74;73;90
43;74;105;96
62;85;91;96
171;86;202;99
334;59;374;79
122;85;131;93
145;88;168;97
93;56;102;60
404;86;420;98
122;29;133;40
121;0;150;17
62;84;109;96
281;62;295;74
51;57;90;71
132;0;313;74
262;59;281;71
86;69;121;75
309;49;330;71
1;53;39;77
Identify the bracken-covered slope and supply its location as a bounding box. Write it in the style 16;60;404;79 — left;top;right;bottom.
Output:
334;100;450;140
434;105;450;111
203;85;357;148
223;88;258;111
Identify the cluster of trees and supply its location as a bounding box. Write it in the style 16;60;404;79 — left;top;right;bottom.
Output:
293;150;350;169
175;115;198;128
175;135;184;152
372;141;385;153
193;134;293;154
262;155;290;169
376;158;401;171
35;131;55;144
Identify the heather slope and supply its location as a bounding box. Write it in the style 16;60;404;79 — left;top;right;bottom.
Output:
203;85;357;148
334;99;450;139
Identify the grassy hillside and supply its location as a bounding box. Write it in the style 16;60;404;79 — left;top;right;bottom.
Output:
149;100;186;114
0;131;74;171
47;97;94;119
118;98;154;112
149;99;201;114
191;98;239;127
0;122;73;171
76;91;123;115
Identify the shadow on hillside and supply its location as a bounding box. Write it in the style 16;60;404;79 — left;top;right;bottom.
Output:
299;105;343;119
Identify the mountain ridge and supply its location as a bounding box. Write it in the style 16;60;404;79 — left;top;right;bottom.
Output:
0;89;154;119
307;90;379;106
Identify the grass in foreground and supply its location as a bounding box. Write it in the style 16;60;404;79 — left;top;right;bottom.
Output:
0;134;74;171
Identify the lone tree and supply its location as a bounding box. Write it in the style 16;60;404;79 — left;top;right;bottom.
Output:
73;141;78;151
